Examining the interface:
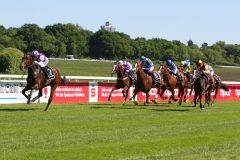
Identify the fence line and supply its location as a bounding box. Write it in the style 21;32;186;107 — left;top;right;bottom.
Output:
0;74;117;81
0;74;240;84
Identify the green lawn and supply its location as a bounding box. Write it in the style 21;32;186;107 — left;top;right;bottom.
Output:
1;101;240;160
48;59;240;81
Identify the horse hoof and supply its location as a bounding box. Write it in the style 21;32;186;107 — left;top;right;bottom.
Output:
151;100;157;104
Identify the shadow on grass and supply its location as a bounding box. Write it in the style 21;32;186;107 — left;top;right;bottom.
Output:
0;108;38;112
90;104;190;112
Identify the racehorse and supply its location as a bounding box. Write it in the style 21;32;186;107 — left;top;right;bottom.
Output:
193;69;211;110
131;60;164;105
159;64;187;105
19;52;63;111
177;65;194;102
108;62;134;105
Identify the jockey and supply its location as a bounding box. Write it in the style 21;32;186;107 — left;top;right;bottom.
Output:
180;59;191;73
31;50;50;79
180;59;192;82
118;60;135;84
140;56;159;85
118;60;132;73
140;56;154;73
166;59;182;81
196;59;215;86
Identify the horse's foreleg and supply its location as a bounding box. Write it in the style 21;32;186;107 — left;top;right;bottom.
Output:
31;88;43;102
44;85;57;111
132;89;139;105
122;88;129;105
108;87;116;101
178;87;184;106
22;85;33;104
145;91;151;105
211;86;218;106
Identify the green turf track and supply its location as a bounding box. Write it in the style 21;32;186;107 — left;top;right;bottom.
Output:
1;101;240;160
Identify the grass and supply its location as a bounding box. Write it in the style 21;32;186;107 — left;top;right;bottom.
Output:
48;59;240;81
1;101;240;160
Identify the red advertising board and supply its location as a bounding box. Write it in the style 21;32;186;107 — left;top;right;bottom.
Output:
97;82;130;102
52;81;240;103
53;82;89;102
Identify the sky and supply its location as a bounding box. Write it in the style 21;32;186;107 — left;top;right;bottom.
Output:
1;0;240;46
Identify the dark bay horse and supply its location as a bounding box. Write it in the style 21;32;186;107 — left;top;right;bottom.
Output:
159;64;187;105
19;53;63;111
108;62;133;105
131;60;164;105
193;70;210;110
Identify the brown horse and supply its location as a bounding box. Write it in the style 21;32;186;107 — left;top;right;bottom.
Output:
159;64;187;105
19;52;63;111
131;60;164;105
108;62;133;105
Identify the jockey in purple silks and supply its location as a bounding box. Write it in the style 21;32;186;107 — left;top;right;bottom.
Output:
31;50;50;79
118;60;135;84
118;60;132;73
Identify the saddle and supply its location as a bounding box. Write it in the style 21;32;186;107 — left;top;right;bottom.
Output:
151;71;160;86
43;66;55;80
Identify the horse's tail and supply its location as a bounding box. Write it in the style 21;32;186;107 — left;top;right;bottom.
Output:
61;75;66;85
220;82;229;91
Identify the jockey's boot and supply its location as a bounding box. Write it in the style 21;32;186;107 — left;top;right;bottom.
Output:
41;67;49;80
175;73;182;82
151;72;158;86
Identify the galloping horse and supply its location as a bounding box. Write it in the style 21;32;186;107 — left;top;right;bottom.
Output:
193;69;210;110
131;60;164;105
108;62;134;105
19;52;63;111
159;64;187;105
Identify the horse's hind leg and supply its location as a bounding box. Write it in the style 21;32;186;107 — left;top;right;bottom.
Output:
44;85;57;111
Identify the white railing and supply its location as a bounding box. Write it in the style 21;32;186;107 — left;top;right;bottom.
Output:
0;74;117;81
1;74;240;84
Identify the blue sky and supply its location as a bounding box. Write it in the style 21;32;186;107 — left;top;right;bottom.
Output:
1;0;240;45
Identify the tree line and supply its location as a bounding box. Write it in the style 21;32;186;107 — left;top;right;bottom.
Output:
0;23;240;65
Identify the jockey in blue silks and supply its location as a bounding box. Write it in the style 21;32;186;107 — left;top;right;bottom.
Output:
140;56;159;85
140;56;154;73
166;59;182;81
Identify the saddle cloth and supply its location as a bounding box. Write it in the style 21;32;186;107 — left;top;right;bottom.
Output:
45;66;55;80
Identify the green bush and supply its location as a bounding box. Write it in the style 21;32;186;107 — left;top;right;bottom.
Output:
0;48;23;74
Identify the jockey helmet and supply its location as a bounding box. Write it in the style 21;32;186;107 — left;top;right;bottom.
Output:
197;60;203;66
32;50;39;57
118;60;124;65
140;56;146;61
166;59;172;65
180;61;185;65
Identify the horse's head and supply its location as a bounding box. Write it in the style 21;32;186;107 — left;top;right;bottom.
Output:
160;64;169;75
111;62;125;77
19;53;34;70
